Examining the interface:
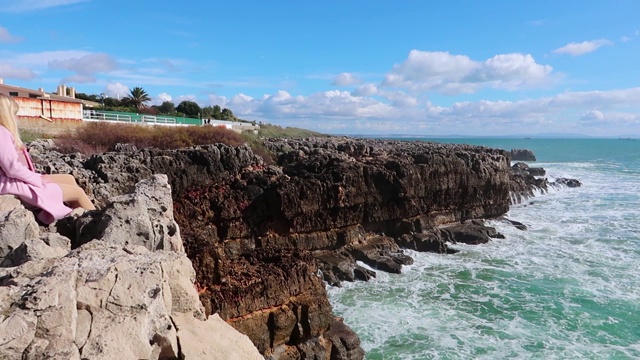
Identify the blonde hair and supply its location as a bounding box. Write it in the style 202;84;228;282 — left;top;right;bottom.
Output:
0;94;23;148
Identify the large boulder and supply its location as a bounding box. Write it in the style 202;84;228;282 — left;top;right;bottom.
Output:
0;235;69;267
173;313;263;360
0;196;40;260
0;240;262;360
510;148;537;161
75;174;183;253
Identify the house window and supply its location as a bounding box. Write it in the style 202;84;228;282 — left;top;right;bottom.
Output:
9;92;18;97
29;93;39;98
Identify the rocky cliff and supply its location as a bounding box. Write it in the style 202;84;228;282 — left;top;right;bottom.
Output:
10;137;557;359
0;175;263;359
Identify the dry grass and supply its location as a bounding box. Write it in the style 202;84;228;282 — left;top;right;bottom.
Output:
20;129;54;143
56;122;245;153
54;122;274;164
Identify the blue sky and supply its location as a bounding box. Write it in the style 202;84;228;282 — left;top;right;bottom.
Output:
1;0;639;136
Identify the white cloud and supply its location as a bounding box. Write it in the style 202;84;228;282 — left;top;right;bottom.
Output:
0;26;23;43
382;50;553;94
149;92;172;106
207;94;228;107
351;83;418;107
580;110;604;121
0;63;37;80
0;0;89;12
353;83;378;97
552;39;613;56
228;90;395;121
0;50;126;85
48;53;118;83
580;110;639;126
175;95;197;104
621;36;631;43
7;50;89;67
104;82;129;99
223;87;640;136
332;72;361;86
157;93;172;102
108;70;200;87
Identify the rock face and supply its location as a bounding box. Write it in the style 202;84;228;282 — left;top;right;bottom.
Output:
74;175;183;253
19;137;573;359
509;162;549;204
553;177;583;188
510;148;537;161
0;177;263;360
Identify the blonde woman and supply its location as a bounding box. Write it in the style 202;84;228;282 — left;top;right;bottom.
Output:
0;93;94;224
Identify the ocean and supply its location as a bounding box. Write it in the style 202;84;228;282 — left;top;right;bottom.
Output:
327;138;640;360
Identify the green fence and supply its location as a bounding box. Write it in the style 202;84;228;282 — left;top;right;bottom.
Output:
86;110;202;125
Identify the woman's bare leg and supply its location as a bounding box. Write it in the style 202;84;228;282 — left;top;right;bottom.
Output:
44;174;95;210
46;174;79;186
56;183;96;210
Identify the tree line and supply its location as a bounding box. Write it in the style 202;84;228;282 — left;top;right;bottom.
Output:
76;87;237;120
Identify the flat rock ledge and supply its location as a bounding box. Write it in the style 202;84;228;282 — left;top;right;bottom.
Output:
0;175;263;360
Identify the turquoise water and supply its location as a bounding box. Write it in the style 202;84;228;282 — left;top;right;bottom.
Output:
328;138;640;359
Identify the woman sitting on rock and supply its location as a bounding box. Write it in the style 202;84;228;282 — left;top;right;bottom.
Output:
0;93;95;224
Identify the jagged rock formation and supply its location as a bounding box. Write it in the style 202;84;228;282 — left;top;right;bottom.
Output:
19;138;574;359
510;148;537;161
553;178;583;188
509;162;549;204
0;176;263;360
512;162;545;177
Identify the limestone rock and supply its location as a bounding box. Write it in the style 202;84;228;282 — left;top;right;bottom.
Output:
0;206;40;260
0;236;69;267
0;194;22;212
76;174;183;253
173;313;263;360
0;241;225;359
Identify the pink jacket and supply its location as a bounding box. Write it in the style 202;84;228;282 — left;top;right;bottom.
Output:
0;126;71;224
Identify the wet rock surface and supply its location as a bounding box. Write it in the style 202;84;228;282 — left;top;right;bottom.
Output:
16;138;582;359
553;177;583;188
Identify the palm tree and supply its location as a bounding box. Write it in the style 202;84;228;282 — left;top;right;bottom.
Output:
125;87;151;110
